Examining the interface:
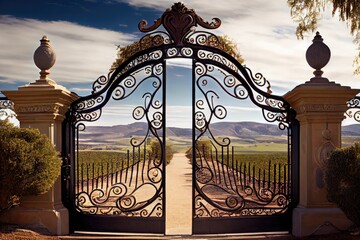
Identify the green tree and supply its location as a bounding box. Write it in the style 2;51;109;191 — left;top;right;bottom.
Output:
288;0;360;74
147;138;174;165
0;120;61;213
186;138;213;160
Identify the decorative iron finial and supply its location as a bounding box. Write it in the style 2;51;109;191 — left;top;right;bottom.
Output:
138;2;221;45
305;32;331;83
33;36;56;84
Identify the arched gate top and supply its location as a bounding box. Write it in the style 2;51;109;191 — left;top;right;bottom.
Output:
68;2;295;129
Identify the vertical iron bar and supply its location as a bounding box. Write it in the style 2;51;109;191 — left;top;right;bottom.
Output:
202;144;213;179
226;146;234;191
236;161;240;187
278;164;281;193
199;144;203;168
192;58;196;226
125;150;129;184
92;162;95;192
142;143;146;184
147;148;151;175
215;148;221;184
76;127;80;194
101;162;104;189
86;163;89;191
106;161;109;189
284;165;287;195
231;148;238;190
252;164;255;189
115;161;118;183
221;146;227;187
258;168;261;190
96;163;100;189
111;161;114;184
163;60;167;230
120;158;124;183
273;163;277;192
210;148;217;183
268;160;271;189
81;163;84;192
129;147;135;187
231;146;234;169
243;162;246;186
262;169;266;188
247;162;251;186
135;146;140;189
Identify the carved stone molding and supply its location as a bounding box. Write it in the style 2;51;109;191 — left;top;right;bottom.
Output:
299;104;337;114
316;129;336;169
15;104;60;114
315;129;336;188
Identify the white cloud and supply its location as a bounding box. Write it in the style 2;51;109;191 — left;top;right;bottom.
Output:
0;15;135;89
115;1;360;93
1;1;359;99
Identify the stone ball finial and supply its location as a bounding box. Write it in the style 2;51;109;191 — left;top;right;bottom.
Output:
33;36;56;82
306;32;331;82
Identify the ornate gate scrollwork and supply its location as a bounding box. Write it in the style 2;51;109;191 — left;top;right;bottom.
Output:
63;57;167;232
192;55;293;222
62;2;298;234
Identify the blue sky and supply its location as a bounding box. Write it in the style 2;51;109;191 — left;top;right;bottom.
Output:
0;0;359;127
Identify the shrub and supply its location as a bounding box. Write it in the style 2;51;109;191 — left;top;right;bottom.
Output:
0;120;61;213
186;138;212;160
325;143;360;227
147;138;174;165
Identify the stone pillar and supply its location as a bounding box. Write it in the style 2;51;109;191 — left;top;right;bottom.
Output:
284;32;359;237
0;36;78;235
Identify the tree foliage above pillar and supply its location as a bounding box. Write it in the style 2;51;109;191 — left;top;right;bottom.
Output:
110;35;244;73
288;0;360;74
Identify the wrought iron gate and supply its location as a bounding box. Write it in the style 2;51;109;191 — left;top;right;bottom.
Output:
62;2;298;234
191;47;299;234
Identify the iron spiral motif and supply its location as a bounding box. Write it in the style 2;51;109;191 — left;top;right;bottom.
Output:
0;98;14;110
70;60;165;217
193;52;291;218
61;2;298;233
346;96;360;122
0;98;15;120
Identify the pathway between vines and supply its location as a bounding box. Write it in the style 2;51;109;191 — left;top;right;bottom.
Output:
165;153;192;235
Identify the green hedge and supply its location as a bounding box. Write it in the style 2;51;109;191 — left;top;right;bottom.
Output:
325;143;360;227
0;120;61;212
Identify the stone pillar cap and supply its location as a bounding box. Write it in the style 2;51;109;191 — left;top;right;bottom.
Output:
33;36;56;85
305;32;331;83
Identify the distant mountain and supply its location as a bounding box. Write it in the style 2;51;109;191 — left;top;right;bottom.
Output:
81;122;360;144
167;127;192;137
342;124;360;136
210;121;284;138
83;121;286;140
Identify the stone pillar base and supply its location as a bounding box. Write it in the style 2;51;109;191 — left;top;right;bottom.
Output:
0;206;69;235
292;207;353;237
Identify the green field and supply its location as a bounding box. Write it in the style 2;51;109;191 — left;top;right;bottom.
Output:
226;152;288;182
76;150;130;180
76;148;289;184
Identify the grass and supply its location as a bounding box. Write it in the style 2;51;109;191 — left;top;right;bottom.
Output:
202;149;289;183
76;150;131;180
233;152;288;182
76;135;290;182
76;139;174;180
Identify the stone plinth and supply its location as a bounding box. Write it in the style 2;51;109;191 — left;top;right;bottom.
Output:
284;81;359;237
0;81;78;235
